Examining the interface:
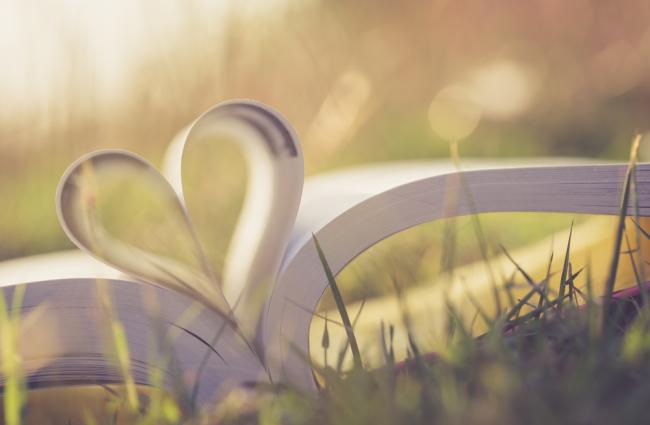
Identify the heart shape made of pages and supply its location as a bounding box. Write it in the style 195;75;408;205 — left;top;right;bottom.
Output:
56;100;304;339
57;150;232;315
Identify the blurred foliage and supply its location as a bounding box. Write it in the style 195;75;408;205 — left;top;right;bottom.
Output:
2;0;650;259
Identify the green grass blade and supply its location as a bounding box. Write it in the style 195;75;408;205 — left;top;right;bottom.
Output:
335;297;367;373
313;234;362;369
536;252;554;317
558;221;574;309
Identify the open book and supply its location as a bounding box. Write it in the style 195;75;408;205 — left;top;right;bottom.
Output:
2;99;649;404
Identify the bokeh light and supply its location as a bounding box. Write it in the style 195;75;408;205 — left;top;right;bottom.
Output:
428;84;482;141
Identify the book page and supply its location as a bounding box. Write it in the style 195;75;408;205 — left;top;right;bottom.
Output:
159;100;304;339
265;160;650;390
0;250;120;287
1;278;265;404
55;100;305;341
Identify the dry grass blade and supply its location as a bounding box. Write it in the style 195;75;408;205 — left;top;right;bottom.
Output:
625;202;648;308
536;252;554;318
460;277;495;326
443;298;472;341
189;317;237;408
603;134;641;327
567;265;585;305
631;218;650;240
285;297;345;327
631;169;650;308
505;268;581;331
505;286;539;322
500;245;552;306
380;321;396;365
623;229;647;307
503;272;517;310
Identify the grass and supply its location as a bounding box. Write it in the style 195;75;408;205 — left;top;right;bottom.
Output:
314;234;363;370
239;136;650;425
0;286;27;425
3;138;650;424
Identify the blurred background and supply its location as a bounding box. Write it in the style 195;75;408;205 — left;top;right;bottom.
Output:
2;0;650;260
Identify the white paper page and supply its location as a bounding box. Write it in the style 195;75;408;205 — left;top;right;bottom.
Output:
1;278;265;404
265;160;650;390
285;158;596;263
0;250;121;287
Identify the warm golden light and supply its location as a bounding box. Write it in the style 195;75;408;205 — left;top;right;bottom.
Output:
428;84;482;142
